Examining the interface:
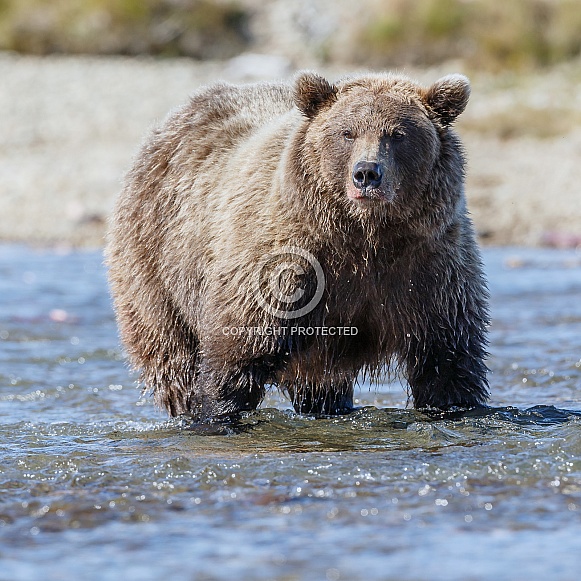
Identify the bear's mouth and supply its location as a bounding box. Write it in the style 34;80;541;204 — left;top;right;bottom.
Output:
346;185;396;204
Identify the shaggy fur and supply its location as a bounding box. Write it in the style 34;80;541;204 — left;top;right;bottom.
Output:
106;71;490;419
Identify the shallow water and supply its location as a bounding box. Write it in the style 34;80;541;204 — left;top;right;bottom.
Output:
1;244;580;581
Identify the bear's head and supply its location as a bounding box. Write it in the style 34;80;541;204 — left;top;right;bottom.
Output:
293;71;470;232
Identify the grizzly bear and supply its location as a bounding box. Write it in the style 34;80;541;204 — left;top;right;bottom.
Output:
106;71;489;420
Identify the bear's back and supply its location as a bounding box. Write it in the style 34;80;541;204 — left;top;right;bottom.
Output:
184;81;296;143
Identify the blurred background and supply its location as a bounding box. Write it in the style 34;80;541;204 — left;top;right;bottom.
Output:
1;0;581;247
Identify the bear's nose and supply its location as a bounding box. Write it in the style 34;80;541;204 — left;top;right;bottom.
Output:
352;161;382;190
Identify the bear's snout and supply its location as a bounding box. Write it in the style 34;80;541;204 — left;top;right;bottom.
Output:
352;161;382;191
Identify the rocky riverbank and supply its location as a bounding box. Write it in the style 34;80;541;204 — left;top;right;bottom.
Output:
1;52;580;247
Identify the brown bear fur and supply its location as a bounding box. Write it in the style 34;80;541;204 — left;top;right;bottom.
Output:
106;71;489;419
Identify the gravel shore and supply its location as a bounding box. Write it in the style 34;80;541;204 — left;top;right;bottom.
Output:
1;52;580;247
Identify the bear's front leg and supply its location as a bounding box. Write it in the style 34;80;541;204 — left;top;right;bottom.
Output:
403;320;489;410
187;361;267;421
285;380;354;415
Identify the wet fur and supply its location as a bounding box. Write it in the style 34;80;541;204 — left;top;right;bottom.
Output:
106;71;489;419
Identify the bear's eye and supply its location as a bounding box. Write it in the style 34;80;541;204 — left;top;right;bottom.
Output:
391;129;406;141
341;130;355;142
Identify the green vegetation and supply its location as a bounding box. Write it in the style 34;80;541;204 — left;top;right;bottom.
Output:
1;0;581;71
356;0;581;70
0;0;250;58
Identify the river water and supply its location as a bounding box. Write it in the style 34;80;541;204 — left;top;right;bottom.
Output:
0;244;580;581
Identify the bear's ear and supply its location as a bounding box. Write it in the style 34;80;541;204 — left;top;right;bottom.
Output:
294;72;338;119
424;74;470;126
